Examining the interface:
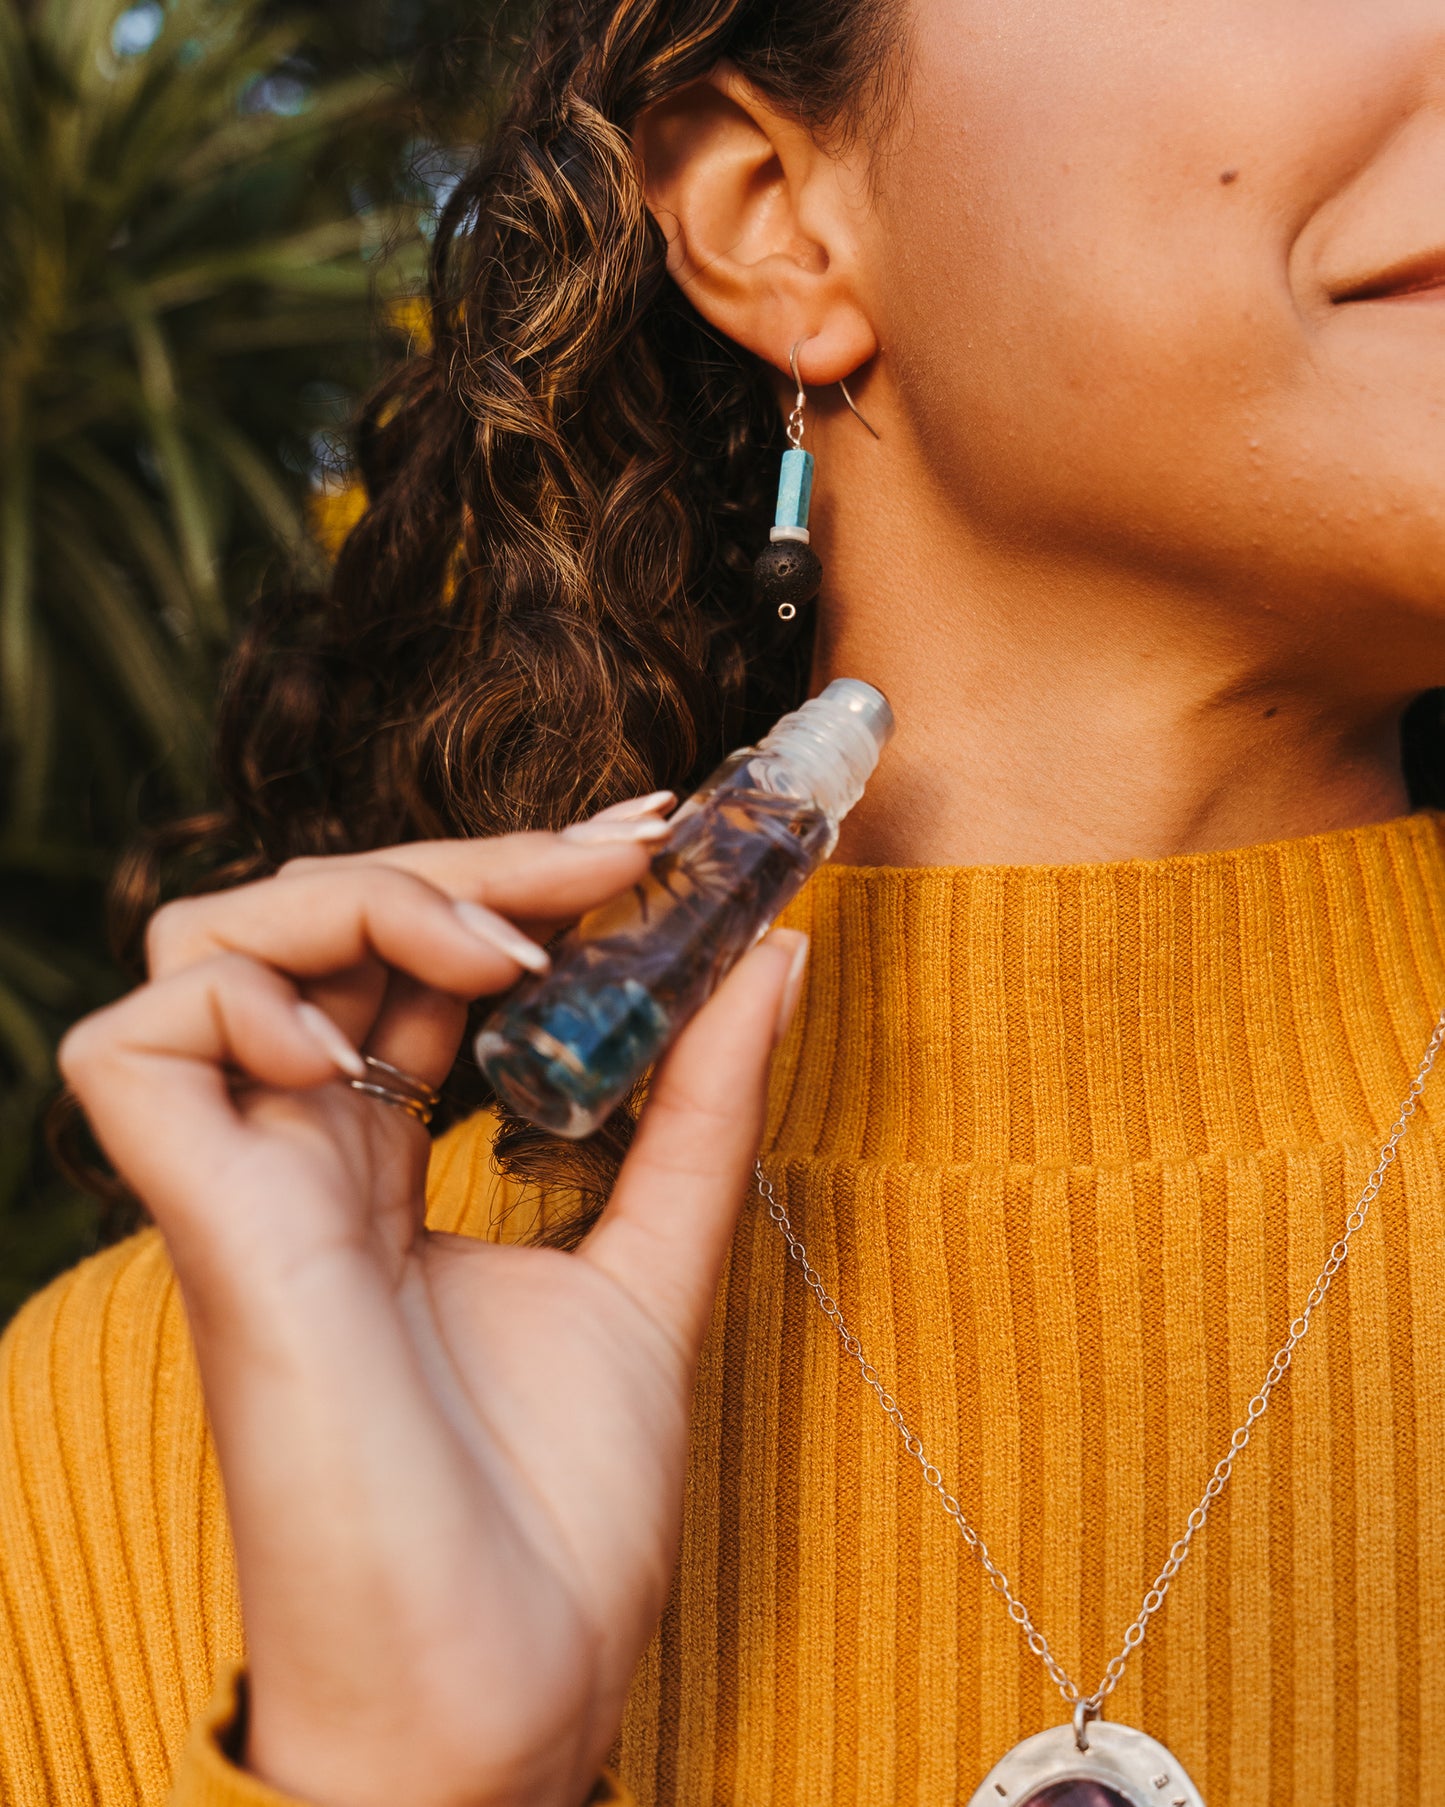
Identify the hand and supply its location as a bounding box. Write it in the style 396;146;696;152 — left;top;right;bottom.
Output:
59;811;807;1807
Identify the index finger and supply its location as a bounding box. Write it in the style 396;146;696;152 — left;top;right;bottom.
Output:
278;829;663;932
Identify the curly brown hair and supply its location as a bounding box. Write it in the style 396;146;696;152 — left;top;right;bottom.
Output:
82;0;910;1234
79;0;1445;1239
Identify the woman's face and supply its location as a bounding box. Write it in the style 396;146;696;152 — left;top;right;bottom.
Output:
863;0;1445;686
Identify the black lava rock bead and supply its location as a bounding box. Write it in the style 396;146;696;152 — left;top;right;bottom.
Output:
752;539;823;617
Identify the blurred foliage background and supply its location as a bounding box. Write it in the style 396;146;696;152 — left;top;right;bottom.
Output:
0;0;526;1319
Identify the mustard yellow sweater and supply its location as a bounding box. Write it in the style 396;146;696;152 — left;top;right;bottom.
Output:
5;812;1445;1805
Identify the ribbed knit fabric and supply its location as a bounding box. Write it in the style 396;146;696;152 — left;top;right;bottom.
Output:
4;811;1445;1805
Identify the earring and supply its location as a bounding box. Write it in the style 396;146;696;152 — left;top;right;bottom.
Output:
752;342;880;623
752;342;823;623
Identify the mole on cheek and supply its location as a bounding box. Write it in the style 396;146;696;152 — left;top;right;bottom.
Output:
1220;169;1240;186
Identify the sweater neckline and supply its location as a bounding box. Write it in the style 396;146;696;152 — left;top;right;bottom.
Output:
767;810;1445;1170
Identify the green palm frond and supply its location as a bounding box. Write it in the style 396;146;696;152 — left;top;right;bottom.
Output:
0;0;424;810
0;0;523;1309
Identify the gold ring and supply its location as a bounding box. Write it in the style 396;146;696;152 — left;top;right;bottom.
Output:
346;1055;440;1126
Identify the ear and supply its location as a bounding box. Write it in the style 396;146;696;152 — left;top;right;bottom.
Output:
632;67;878;388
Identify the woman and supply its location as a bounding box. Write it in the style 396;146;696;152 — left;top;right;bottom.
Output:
4;0;1444;1802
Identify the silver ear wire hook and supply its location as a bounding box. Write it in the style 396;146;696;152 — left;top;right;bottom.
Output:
788;339;881;441
838;376;881;440
787;340;808;450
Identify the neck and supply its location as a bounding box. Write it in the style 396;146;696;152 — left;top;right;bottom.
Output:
807;431;1412;869
819;607;1410;869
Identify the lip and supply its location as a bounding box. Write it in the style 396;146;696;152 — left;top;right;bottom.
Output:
1333;248;1445;304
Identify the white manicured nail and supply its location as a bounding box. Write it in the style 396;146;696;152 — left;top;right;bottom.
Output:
295;1003;368;1079
586;790;675;824
773;932;810;1043
561;815;672;846
453;901;551;973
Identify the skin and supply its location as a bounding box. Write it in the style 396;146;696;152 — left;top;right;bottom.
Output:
639;0;1445;864
62;816;807;1807
59;3;1445;1804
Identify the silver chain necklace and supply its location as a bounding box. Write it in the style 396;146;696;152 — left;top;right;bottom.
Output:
755;1005;1445;1807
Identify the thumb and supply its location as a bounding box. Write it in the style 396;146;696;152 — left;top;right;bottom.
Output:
579;927;808;1361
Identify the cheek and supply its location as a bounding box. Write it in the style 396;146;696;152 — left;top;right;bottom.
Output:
871;0;1443;603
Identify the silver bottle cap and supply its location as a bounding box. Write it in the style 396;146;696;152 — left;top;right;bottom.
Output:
814;678;894;753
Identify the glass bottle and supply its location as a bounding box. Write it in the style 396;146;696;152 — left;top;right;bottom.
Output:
475;678;894;1138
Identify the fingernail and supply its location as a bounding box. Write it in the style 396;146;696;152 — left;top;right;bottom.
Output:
585;790;675;824
295;1002;368;1079
453;901;551;973
561;816;672;847
772;931;810;1044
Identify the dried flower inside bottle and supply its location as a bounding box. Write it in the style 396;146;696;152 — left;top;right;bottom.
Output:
476;679;894;1138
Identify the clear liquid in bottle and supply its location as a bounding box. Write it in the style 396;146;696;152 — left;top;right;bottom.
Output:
475;679;894;1137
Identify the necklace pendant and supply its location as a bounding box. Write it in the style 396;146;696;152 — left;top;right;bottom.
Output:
967;1718;1206;1807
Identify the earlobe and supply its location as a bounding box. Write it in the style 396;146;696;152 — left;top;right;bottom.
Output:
633;68;878;385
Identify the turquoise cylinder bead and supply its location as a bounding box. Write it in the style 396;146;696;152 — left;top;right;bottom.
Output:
774;448;814;531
